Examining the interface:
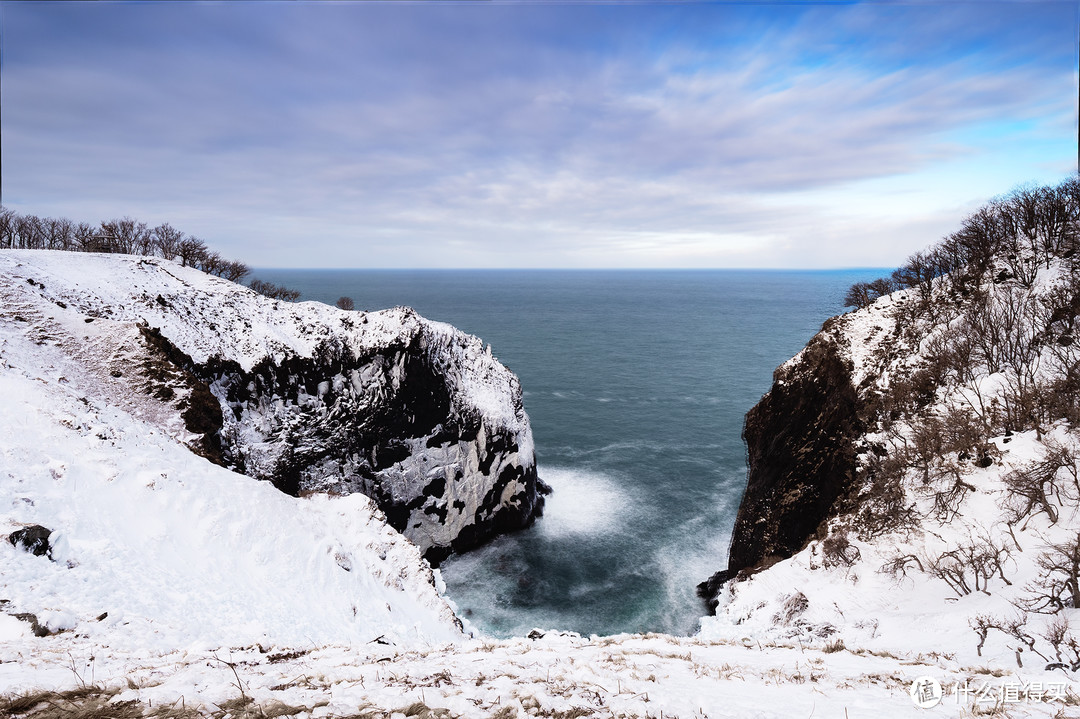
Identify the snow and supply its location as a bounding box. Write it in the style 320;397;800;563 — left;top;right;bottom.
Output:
701;256;1080;710
0;249;1076;717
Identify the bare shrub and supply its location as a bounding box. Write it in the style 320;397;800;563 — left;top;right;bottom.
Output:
923;532;1013;598
1002;442;1078;526
851;452;917;537
249;279;301;302
1018;532;1080;614
822;638;845;653
821;533;861;568
880;553;924;581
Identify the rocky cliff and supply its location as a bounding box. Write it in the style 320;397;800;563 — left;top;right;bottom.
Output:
0;250;545;562
699;178;1080;668
698;324;862;605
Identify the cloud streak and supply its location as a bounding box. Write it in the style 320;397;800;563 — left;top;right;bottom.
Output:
1;1;1075;268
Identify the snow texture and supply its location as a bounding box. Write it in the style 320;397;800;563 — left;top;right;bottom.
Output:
1;250;1076;717
0;251;543;560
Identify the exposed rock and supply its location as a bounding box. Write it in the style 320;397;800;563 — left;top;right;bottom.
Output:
12;612;51;637
0;251;545;563
698;321;861;610
8;525;52;558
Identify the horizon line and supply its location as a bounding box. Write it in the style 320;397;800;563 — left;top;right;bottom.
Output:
249;265;897;273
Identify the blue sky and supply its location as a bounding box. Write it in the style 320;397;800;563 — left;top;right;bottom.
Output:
1;1;1076;269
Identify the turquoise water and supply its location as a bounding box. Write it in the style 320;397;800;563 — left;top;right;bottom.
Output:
254;268;885;637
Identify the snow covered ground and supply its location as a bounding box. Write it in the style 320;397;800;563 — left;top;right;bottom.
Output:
698;258;1080;715
1;250;1077;717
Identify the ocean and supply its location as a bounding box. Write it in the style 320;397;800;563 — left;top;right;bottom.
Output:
253;268;886;637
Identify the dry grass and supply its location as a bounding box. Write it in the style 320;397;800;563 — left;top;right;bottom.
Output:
0;686;145;719
1;687;324;719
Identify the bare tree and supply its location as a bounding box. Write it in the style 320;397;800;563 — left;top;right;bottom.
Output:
176;236;208;267
100;218;151;255
15;214;44;249
335;296;356;311
249;278;301;302
152;223;184;260
220;260;251;283
44;217;74;250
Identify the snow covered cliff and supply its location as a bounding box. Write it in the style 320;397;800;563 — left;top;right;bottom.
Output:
0;250;545;562
700;182;1080;676
3;243;1078;716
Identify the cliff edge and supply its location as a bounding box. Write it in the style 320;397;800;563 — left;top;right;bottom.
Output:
0;250;545;563
700;178;1080;668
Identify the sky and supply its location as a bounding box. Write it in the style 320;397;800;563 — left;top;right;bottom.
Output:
1;1;1077;269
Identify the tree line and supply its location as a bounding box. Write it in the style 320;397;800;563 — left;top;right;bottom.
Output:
845;177;1080;309
0;206;303;301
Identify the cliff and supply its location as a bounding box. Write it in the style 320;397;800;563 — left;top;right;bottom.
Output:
698;326;863;605
0;250;545;562
699;179;1080;668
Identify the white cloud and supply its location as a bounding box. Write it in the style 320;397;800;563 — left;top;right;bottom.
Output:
1;2;1075;268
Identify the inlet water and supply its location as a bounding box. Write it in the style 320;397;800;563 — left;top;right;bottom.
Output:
254;268;884;637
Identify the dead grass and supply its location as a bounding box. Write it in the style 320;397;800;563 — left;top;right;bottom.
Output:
535;709;591;719
0;686;144;719
822;639;846;654
266;649;310;664
1;687;327;719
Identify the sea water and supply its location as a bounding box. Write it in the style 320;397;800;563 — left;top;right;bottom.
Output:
253;268;885;637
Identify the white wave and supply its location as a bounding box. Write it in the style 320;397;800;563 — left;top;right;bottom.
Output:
537;467;633;537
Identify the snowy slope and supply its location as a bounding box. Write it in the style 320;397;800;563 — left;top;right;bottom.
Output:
0;251;544;560
700;256;1080;689
0;307;463;650
0;250;1076;717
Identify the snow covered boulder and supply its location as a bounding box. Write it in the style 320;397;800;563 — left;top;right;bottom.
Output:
8;524;52;558
0;250;545;563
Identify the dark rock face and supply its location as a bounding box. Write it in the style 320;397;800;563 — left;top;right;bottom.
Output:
699;325;861;609
142;314;544;564
139;326;225;465
9;525;52;558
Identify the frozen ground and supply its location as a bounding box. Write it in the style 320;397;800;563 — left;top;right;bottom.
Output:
0;252;1077;717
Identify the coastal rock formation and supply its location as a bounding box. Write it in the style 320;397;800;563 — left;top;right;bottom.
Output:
0;250;545;562
729;325;861;574
698;325;861;606
699;179;1080;667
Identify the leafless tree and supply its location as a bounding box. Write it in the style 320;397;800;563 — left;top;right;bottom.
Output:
249;278;301;302
220;260;251;283
176;236;208;267
100;218;151;255
152;223;184;260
